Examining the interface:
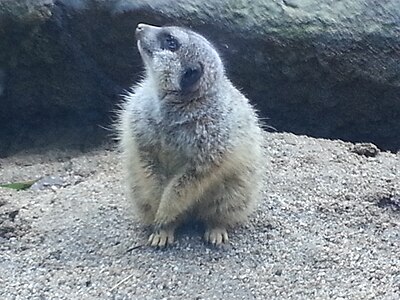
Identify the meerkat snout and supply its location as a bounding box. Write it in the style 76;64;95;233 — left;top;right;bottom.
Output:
135;23;157;38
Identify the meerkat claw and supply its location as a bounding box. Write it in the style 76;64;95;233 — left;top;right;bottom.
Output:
204;227;229;246
148;228;175;248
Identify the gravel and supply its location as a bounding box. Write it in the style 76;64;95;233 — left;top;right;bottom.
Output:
0;132;399;299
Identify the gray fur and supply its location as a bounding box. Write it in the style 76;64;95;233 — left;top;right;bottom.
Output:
116;24;266;247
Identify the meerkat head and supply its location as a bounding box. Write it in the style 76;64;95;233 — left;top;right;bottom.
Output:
135;23;225;99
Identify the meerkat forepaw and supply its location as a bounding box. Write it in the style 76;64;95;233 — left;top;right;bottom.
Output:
148;228;175;248
204;227;229;246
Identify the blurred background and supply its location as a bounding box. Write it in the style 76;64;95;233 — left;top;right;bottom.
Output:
0;0;399;157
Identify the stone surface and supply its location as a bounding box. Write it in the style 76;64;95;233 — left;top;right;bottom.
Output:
0;0;399;155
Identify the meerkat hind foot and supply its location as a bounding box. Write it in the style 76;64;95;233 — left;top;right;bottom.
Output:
204;227;229;246
148;228;175;248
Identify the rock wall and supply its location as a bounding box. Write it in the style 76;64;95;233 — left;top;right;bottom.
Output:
0;0;399;155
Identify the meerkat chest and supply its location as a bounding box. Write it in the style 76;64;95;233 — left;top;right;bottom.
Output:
138;116;189;175
142;104;227;170
159;114;228;165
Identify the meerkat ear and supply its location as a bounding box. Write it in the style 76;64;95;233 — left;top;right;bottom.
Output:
180;63;203;94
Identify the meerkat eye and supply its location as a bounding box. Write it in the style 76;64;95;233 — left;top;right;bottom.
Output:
180;63;203;93
161;34;180;52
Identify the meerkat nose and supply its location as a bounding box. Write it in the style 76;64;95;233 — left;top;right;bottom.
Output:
136;23;145;36
136;23;147;31
136;23;147;39
136;24;160;40
136;23;160;33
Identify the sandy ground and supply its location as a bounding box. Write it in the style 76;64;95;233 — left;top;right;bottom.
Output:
0;132;399;300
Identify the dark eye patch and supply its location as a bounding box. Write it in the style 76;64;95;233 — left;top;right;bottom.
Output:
180;63;203;93
159;33;180;52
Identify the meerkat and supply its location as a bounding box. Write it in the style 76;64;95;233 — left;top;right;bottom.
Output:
117;23;265;247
